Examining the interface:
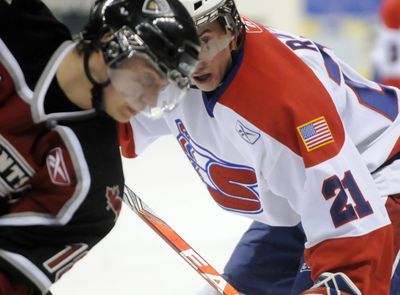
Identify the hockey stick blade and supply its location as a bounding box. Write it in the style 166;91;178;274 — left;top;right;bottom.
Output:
123;185;241;295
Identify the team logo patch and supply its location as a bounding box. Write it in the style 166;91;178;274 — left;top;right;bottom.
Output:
175;119;262;214
236;120;260;144
106;185;122;221
46;148;71;186
297;116;334;151
142;0;170;14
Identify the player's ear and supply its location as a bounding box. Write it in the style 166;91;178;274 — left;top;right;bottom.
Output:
100;31;113;43
229;36;238;51
224;26;237;51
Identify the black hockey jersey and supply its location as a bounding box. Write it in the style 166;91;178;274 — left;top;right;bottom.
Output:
0;1;124;293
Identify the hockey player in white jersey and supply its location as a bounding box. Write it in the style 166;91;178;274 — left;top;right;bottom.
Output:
120;0;400;294
373;0;400;89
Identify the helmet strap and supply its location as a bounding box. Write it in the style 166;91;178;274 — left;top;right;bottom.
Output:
83;49;111;116
231;26;245;61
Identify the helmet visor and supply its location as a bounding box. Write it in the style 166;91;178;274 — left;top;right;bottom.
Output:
141;82;187;118
108;53;187;118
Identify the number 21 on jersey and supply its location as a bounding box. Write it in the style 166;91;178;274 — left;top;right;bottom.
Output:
322;171;374;228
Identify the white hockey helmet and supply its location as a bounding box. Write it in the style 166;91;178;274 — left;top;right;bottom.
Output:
179;0;243;37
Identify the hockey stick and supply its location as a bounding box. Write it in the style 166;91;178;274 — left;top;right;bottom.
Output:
123;185;241;295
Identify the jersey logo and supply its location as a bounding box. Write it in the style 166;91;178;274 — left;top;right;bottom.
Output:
297;116;334;152
175;119;262;214
46;148;71;186
236;120;260;144
0;135;34;194
106;185;122;221
241;17;263;34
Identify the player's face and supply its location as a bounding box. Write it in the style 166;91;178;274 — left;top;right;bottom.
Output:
192;20;235;92
103;55;168;122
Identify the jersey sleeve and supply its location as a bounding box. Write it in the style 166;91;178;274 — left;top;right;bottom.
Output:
119;113;171;158
263;126;393;292
0;123;124;293
229;28;394;293
264;38;393;293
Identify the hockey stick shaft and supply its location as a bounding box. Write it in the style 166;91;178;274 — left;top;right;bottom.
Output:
123;185;240;295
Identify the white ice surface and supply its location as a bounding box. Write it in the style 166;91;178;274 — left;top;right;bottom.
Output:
50;136;251;295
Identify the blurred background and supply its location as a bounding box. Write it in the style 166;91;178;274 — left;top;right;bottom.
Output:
40;0;384;294
43;0;382;76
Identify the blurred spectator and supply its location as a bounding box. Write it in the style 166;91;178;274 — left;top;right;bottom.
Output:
372;0;400;88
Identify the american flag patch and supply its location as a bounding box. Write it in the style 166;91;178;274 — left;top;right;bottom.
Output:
297;116;334;151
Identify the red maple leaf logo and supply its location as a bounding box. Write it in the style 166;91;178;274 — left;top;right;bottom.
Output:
105;186;122;221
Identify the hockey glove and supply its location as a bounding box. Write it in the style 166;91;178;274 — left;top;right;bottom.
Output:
301;272;361;295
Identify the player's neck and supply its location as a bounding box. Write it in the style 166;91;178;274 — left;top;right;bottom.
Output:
56;49;108;110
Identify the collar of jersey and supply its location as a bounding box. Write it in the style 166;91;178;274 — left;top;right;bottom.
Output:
202;47;244;117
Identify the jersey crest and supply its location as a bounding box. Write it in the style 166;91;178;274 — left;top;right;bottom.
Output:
175;119;262;214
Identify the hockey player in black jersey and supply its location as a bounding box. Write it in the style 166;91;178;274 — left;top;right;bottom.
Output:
0;0;199;294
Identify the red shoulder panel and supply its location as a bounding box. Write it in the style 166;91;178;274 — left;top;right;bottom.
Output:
220;27;345;167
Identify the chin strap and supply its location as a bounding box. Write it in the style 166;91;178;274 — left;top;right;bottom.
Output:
83;50;111;115
231;26;245;62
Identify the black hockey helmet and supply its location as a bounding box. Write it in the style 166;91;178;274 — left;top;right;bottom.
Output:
80;0;200;89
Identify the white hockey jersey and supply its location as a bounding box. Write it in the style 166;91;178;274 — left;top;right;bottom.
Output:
121;20;399;293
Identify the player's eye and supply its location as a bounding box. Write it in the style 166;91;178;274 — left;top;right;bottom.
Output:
142;72;157;86
200;36;210;45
